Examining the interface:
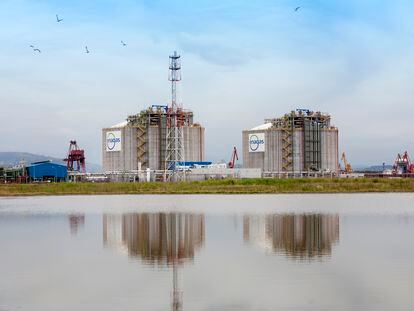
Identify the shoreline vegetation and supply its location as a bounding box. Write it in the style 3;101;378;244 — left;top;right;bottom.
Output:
1;178;414;196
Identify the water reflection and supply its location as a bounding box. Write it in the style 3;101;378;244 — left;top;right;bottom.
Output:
103;213;205;264
243;214;339;259
68;214;85;235
103;213;205;311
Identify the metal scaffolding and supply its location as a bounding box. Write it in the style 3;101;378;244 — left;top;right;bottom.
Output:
304;119;321;171
137;124;147;169
281;117;294;172
128;106;168;171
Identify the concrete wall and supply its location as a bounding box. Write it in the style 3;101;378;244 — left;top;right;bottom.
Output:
102;126;138;172
187;168;262;181
184;126;205;164
321;129;339;173
147;126;161;170
242;130;266;170
264;130;282;173
293;130;304;173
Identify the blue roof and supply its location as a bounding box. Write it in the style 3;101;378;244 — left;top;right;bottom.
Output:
31;160;52;165
177;161;212;167
27;162;67;179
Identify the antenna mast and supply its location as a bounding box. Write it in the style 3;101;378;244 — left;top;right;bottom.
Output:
165;51;185;181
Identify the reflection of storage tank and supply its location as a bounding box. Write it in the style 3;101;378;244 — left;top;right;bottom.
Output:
244;214;339;259
103;213;205;262
103;213;205;311
103;214;125;252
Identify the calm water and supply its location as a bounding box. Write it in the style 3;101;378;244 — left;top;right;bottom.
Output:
1;194;414;311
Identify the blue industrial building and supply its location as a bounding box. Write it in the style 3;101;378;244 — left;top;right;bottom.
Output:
177;161;212;168
27;161;68;181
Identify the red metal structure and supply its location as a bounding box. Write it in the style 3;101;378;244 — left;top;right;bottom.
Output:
64;140;86;173
392;151;414;174
228;146;239;169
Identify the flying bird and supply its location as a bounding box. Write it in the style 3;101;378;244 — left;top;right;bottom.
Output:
56;14;63;22
121;40;127;46
295;6;301;12
29;45;40;53
85;46;90;54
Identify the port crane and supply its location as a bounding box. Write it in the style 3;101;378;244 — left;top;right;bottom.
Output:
340;152;352;173
392;151;414;174
64;140;86;173
228;146;239;169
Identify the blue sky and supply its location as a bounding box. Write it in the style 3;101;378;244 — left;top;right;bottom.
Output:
1;0;414;166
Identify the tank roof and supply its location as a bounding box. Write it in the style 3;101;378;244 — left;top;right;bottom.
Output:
110;121;128;128
250;123;273;131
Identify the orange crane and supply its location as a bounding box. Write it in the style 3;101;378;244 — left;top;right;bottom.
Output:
228;146;239;169
340;152;353;173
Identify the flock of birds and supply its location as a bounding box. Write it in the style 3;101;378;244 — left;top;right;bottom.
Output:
29;7;301;54
29;14;128;54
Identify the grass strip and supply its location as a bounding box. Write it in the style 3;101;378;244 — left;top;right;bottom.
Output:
1;178;414;196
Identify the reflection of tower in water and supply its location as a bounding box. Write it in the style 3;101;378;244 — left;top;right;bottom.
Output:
103;213;205;311
244;214;339;259
68;214;85;236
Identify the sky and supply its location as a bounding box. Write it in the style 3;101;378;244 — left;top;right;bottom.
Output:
1;0;414;166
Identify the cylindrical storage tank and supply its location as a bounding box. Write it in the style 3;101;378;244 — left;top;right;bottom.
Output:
243;112;338;175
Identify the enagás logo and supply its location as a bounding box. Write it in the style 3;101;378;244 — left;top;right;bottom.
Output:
107;133;120;150
106;131;122;152
248;133;265;152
